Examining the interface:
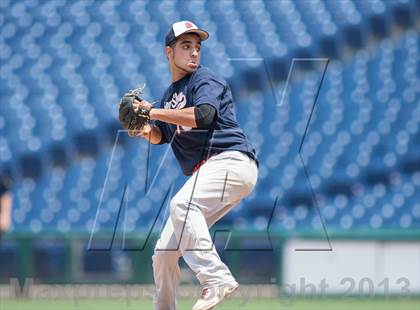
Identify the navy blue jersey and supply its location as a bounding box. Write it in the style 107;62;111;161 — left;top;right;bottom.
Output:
155;66;257;176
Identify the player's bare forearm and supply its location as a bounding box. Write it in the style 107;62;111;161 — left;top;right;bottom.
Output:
149;107;197;128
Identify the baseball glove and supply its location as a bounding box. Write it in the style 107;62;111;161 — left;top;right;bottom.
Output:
118;85;152;135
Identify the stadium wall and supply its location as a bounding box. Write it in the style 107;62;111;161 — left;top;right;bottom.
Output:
283;239;420;295
1;230;419;297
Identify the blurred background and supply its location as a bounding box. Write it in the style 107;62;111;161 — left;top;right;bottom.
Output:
0;0;419;308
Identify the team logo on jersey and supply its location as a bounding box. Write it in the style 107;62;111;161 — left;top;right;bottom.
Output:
165;92;187;110
164;91;192;132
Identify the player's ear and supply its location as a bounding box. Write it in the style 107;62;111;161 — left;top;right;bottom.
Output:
165;46;173;60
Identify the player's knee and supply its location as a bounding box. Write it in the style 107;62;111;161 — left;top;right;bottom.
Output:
169;197;188;223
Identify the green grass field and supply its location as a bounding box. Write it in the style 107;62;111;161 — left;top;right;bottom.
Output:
1;298;419;310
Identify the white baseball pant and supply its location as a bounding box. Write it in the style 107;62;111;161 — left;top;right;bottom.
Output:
152;151;258;310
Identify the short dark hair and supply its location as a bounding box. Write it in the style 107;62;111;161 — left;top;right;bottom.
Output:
167;32;201;48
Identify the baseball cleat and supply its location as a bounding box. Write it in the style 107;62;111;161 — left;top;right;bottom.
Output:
192;282;239;310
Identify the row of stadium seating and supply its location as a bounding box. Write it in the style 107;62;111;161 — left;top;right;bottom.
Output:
8;29;419;233
1;0;418;163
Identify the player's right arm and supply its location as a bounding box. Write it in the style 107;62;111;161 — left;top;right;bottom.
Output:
129;123;165;144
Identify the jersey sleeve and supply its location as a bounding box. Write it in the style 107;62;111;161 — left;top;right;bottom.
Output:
191;71;225;113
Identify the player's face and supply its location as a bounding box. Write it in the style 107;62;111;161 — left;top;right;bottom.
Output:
169;33;201;75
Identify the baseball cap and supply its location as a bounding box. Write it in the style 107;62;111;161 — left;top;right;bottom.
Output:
165;21;209;46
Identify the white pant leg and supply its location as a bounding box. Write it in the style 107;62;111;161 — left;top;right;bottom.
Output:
170;151;258;288
152;219;181;310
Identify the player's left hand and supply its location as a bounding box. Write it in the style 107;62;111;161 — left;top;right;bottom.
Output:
118;85;150;133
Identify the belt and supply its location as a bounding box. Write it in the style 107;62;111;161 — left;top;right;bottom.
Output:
192;152;220;174
191;151;258;174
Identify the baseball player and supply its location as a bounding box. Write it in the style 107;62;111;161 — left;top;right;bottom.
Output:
0;171;12;240
122;21;259;310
